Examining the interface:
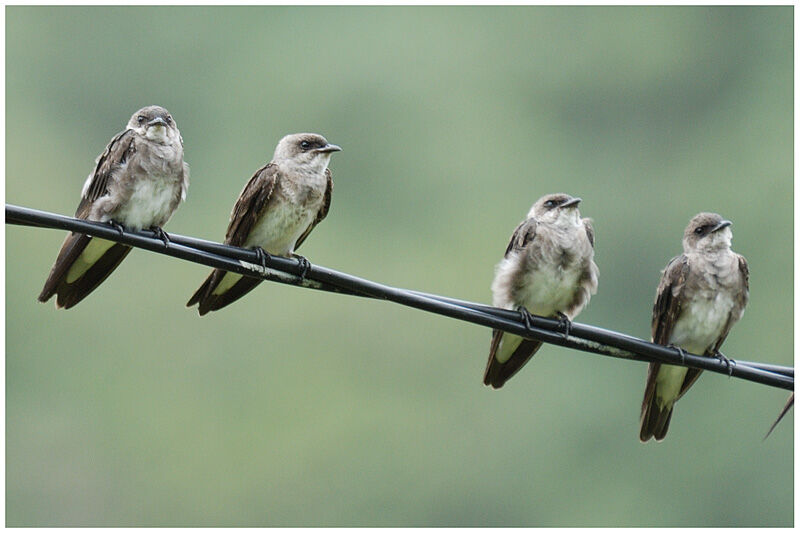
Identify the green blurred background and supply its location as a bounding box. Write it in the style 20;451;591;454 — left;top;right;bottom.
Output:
6;6;793;526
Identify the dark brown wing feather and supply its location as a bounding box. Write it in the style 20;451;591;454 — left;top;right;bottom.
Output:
583;218;595;248
650;255;689;345
38;130;137;308
737;254;750;292
54;243;132;309
186;271;214;308
294;168;333;251
76;129;137;218
39;232;92;303
188;274;262;316
504;218;537;257
640;255;689;442
224;163;279;247
765;393;793;439
484;218;541;388
186;164;278;313
483;329;543;389
38;233;132;309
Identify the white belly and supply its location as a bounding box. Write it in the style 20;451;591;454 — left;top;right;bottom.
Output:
517;262;582;317
212;199;319;296
493;263;582;364
243;199;317;255
655;267;741;409
114;176;178;230
669;291;735;355
655;291;735;409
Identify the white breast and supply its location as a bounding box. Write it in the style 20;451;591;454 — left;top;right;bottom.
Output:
491;223;594;318
243;199;318;256
517;261;583;316
114;175;179;230
669;290;735;354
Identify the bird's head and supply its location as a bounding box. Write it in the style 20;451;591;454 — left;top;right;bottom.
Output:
273;133;341;173
528;193;583;226
127;105;180;145
683;212;733;253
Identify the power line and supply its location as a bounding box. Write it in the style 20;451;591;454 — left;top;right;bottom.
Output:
7;203;793;391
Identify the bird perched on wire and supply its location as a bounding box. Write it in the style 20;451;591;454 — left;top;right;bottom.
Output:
484;193;599;389
38;105;189;309
640;213;749;442
187;133;340;315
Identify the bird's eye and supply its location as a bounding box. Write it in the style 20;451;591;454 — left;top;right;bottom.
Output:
165;116;172;124
137;115;146;124
694;226;705;235
300;141;311;150
544;200;556;208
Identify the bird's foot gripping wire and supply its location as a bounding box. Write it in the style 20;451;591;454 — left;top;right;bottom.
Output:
555;311;572;340
252;246;271;269
149;226;170;247
668;344;688;365
516;306;535;334
292;254;312;281
714;350;735;377
107;220;125;236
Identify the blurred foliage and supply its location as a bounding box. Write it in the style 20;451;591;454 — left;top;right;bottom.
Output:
6;6;793;526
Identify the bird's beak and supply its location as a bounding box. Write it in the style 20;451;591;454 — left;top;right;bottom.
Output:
711;220;732;233
315;143;342;153
560;197;582;208
147;117;168;128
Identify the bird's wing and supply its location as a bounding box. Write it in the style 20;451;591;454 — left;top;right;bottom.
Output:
53;242;132;309
583;218;595;248
483;331;543;389
484;217;541;388
294;167;333;251
651;255;689;345
76;129;137;218
765;393;793;439
223;163;279;247
642;255;693;407
503;217;538;257
38;232;93;303
185;163;278;314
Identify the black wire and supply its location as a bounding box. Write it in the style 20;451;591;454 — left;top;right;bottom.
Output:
7;203;793;391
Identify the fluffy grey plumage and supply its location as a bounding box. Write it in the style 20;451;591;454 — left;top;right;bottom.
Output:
640;212;749;442
38;105;189;309
484;193;599;388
